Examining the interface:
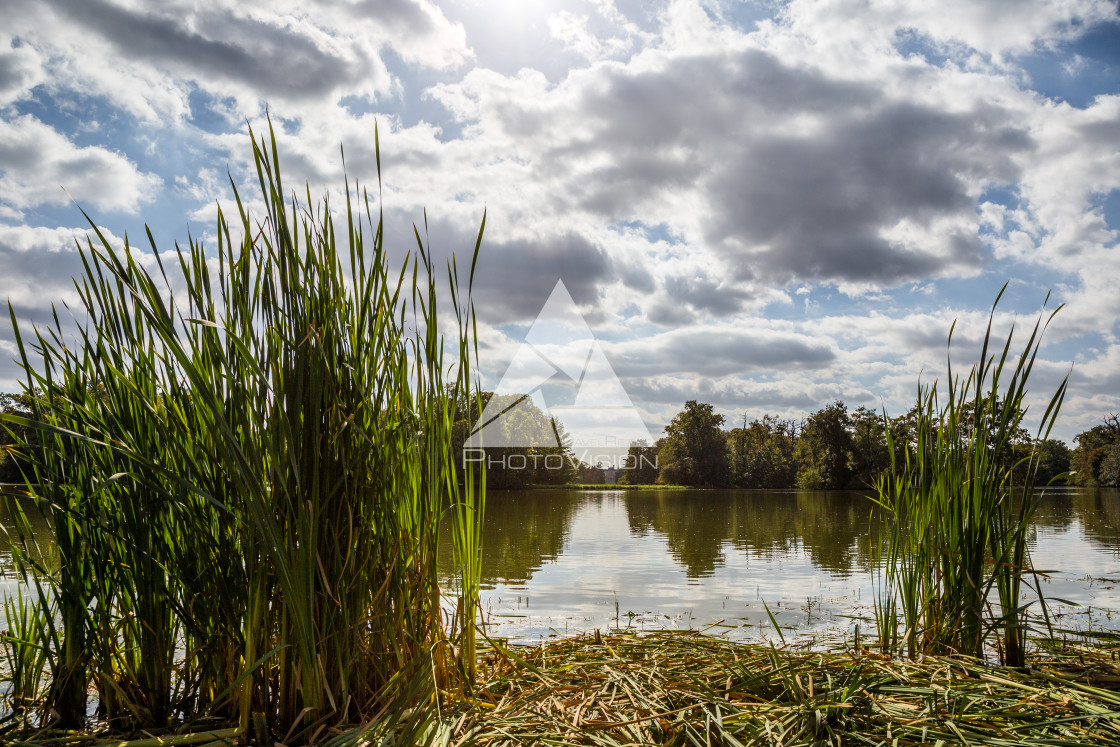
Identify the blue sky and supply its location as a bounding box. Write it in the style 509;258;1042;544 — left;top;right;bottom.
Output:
1;0;1118;443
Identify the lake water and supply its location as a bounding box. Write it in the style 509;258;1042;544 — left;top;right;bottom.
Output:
5;488;1120;646
437;487;1120;644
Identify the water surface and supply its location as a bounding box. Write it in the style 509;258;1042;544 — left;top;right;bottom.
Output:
4;487;1119;644
437;487;1120;642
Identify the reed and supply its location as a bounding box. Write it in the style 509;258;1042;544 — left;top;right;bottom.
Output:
872;286;1068;666
0;587;51;715
1;120;485;742
454;630;1120;746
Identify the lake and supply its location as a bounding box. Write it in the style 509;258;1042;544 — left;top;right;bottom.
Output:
437;487;1120;643
5;487;1120;645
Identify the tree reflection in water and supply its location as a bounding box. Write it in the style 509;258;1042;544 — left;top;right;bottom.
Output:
625;490;885;578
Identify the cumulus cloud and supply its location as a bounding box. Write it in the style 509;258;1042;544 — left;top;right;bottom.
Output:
0;115;162;214
425;34;1042;315
609;325;835;379
0;36;44;105
1;0;1117;441
0;225;93;308
0;0;471;124
346;0;473;69
0;224;110;388
549;7;643;61
781;0;1118;59
472;236;614;320
621;374;867;413
1018;96;1120;256
53;0;384;102
700;99;1022;286
154;0;1115;331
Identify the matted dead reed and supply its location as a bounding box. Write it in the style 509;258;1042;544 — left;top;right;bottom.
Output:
450;630;1120;746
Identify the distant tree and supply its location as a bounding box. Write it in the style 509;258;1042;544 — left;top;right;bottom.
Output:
451;391;576;488
887;395;1034;482
534;417;578;485
1100;444;1120;488
658;401;729;487
960;394;1033;482
728;415;797;488
848;406;890;489
887;404;921;455
958;395;1032;446
1034;438;1072;486
0;391;36;483
617;439;660;484
795;401;853;490
576;461;605;484
1070;415;1120;487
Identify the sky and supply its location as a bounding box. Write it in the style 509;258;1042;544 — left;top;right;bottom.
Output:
1;0;1119;445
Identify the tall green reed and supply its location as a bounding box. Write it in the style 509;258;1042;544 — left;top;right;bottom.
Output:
1;587;51;718
1;120;485;742
873;286;1067;666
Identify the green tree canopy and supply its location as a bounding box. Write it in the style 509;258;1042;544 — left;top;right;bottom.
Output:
0;390;35;482
617;439;660;485
1035;438;1072;486
795;401;853;490
727;415;797;488
658;401;729;487
452;391;577;488
848;406;891;489
1072;415;1120;487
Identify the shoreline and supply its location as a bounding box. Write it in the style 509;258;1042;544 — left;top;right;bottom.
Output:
525;483;694;491
6;629;1120;744
453;629;1120;744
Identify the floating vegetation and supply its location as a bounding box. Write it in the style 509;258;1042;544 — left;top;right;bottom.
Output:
452;630;1120;746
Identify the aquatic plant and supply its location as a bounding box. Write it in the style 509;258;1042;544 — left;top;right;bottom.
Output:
455;630;1120;745
872;286;1068;666
0;587;51;715
1;120;485;742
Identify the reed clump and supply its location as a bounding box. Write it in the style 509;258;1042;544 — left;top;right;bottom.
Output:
1;121;485;745
873;288;1068;667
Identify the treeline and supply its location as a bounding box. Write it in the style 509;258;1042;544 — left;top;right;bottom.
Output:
5;391;1118;489
450;391;578;489
620;400;1117;490
619;400;899;489
1070;414;1120;487
0;391;33;482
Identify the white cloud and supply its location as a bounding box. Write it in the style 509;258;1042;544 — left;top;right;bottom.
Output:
550;12;610;60
0;35;45;105
0;115;162;214
0;0;472;125
1020;96;1120;255
0;224;93;309
780;0;1117;59
1;0;1118;441
181;0;1117;340
548;3;648;61
346;0;473;70
416;21;1036;316
609;323;836;379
